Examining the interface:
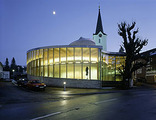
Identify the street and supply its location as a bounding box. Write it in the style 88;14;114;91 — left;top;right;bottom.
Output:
0;81;156;120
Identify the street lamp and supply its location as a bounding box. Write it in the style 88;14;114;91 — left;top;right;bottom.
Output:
63;82;66;91
12;69;15;79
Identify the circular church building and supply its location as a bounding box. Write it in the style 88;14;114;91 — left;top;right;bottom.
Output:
27;37;103;88
27;7;126;88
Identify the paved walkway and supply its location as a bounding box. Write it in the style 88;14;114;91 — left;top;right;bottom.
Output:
45;86;118;95
47;83;156;95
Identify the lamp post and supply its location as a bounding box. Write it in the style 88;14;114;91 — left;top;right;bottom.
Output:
12;69;15;79
63;82;66;91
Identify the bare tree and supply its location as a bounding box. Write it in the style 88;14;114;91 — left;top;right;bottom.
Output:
118;22;148;89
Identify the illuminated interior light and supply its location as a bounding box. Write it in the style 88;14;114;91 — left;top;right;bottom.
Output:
61;57;66;61
75;62;81;63
67;57;73;61
44;61;48;65
91;58;97;62
55;58;59;62
75;57;81;60
83;57;89;61
49;59;53;63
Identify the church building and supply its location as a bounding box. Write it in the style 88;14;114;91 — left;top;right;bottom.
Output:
27;7;126;88
93;6;107;51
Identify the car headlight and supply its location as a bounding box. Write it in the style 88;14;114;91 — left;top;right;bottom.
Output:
44;85;46;87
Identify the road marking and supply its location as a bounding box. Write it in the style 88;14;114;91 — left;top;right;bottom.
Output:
95;98;118;104
31;112;61;120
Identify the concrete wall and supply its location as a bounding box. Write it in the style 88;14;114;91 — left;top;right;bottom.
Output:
28;75;102;89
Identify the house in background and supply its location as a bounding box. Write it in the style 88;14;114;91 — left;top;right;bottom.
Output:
0;62;10;80
135;48;156;83
0;62;3;79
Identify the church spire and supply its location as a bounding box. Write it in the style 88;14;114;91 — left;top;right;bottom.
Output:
93;6;107;51
95;6;106;35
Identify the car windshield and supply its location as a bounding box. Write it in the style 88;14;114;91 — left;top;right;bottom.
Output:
31;80;40;83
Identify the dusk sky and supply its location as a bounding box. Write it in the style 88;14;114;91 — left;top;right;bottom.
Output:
0;0;156;66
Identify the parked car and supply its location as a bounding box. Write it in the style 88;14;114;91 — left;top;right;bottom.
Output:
26;80;46;90
17;78;28;87
12;79;17;85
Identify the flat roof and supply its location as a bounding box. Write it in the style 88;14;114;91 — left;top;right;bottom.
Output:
102;50;126;56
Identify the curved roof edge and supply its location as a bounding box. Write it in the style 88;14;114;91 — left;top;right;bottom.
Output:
27;45;103;53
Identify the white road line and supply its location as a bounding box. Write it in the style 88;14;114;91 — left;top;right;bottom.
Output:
95;98;118;104
31;112;61;120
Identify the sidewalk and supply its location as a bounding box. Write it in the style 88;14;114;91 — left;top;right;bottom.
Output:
46;83;156;95
45;86;122;95
141;83;156;89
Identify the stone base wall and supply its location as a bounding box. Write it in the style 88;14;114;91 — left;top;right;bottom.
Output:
146;76;155;83
28;75;101;89
102;81;122;87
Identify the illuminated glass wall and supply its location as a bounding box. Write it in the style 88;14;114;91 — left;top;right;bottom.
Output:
102;53;126;81
27;47;99;80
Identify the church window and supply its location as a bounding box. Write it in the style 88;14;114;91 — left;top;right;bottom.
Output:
99;39;101;43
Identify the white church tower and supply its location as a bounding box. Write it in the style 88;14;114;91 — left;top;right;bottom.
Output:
93;6;107;51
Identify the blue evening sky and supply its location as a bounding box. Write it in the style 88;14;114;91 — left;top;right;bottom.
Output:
0;0;156;65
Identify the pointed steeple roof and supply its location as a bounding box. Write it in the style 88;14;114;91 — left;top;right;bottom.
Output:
94;6;106;35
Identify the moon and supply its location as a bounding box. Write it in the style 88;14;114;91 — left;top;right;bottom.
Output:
53;11;56;15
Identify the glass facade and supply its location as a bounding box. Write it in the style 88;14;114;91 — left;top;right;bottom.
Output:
101;52;126;81
27;46;126;81
27;47;100;80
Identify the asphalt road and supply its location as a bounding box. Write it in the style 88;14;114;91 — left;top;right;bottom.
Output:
0;81;156;120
